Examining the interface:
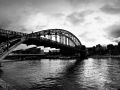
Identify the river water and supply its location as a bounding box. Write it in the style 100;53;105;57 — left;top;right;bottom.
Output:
0;58;120;90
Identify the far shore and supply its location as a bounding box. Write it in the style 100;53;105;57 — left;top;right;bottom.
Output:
4;54;82;60
5;54;120;61
89;55;120;58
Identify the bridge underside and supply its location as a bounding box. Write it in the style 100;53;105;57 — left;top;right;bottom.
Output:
0;36;8;43
23;38;81;55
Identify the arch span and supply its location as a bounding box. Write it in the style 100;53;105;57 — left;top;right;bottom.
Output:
0;29;82;60
28;29;82;47
0;38;26;60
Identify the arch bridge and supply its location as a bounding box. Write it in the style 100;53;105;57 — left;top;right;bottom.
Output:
0;29;86;60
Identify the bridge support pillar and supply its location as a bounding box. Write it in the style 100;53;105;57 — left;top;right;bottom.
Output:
55;34;57;42
59;35;62;43
44;34;46;38
68;39;70;46
48;35;52;40
65;37;67;45
62;36;64;44
38;33;41;38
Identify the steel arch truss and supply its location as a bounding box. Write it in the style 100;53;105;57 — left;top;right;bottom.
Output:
28;29;82;47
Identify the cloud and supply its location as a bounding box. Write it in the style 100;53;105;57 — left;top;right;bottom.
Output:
112;37;120;43
68;0;104;7
106;24;120;38
1;0;120;47
0;0;37;32
0;0;70;32
67;0;108;9
68;0;117;5
67;13;84;25
79;32;96;42
101;4;120;14
100;0;120;14
68;0;92;5
0;0;70;14
52;13;65;18
67;10;93;25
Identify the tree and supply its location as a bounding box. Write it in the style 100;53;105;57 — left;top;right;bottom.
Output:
107;44;114;55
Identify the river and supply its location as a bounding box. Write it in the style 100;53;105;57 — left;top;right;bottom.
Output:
0;58;120;90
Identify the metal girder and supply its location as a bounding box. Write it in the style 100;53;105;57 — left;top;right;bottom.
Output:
28;29;82;47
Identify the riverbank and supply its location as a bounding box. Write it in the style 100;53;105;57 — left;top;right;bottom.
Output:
4;54;81;60
89;55;120;58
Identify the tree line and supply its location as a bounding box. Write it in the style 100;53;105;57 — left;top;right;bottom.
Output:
87;42;120;56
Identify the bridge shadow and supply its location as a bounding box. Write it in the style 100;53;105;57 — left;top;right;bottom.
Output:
53;58;86;90
64;58;84;77
0;68;3;77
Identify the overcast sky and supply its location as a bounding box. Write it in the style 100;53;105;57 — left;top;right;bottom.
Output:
0;0;120;47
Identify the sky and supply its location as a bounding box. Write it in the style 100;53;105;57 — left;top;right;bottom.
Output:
0;0;120;47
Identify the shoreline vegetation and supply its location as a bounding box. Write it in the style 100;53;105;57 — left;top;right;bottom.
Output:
87;43;120;57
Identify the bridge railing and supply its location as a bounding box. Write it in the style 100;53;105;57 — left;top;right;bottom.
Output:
0;29;27;36
0;38;25;58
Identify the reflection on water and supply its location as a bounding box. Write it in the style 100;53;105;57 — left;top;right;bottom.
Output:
1;58;120;90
